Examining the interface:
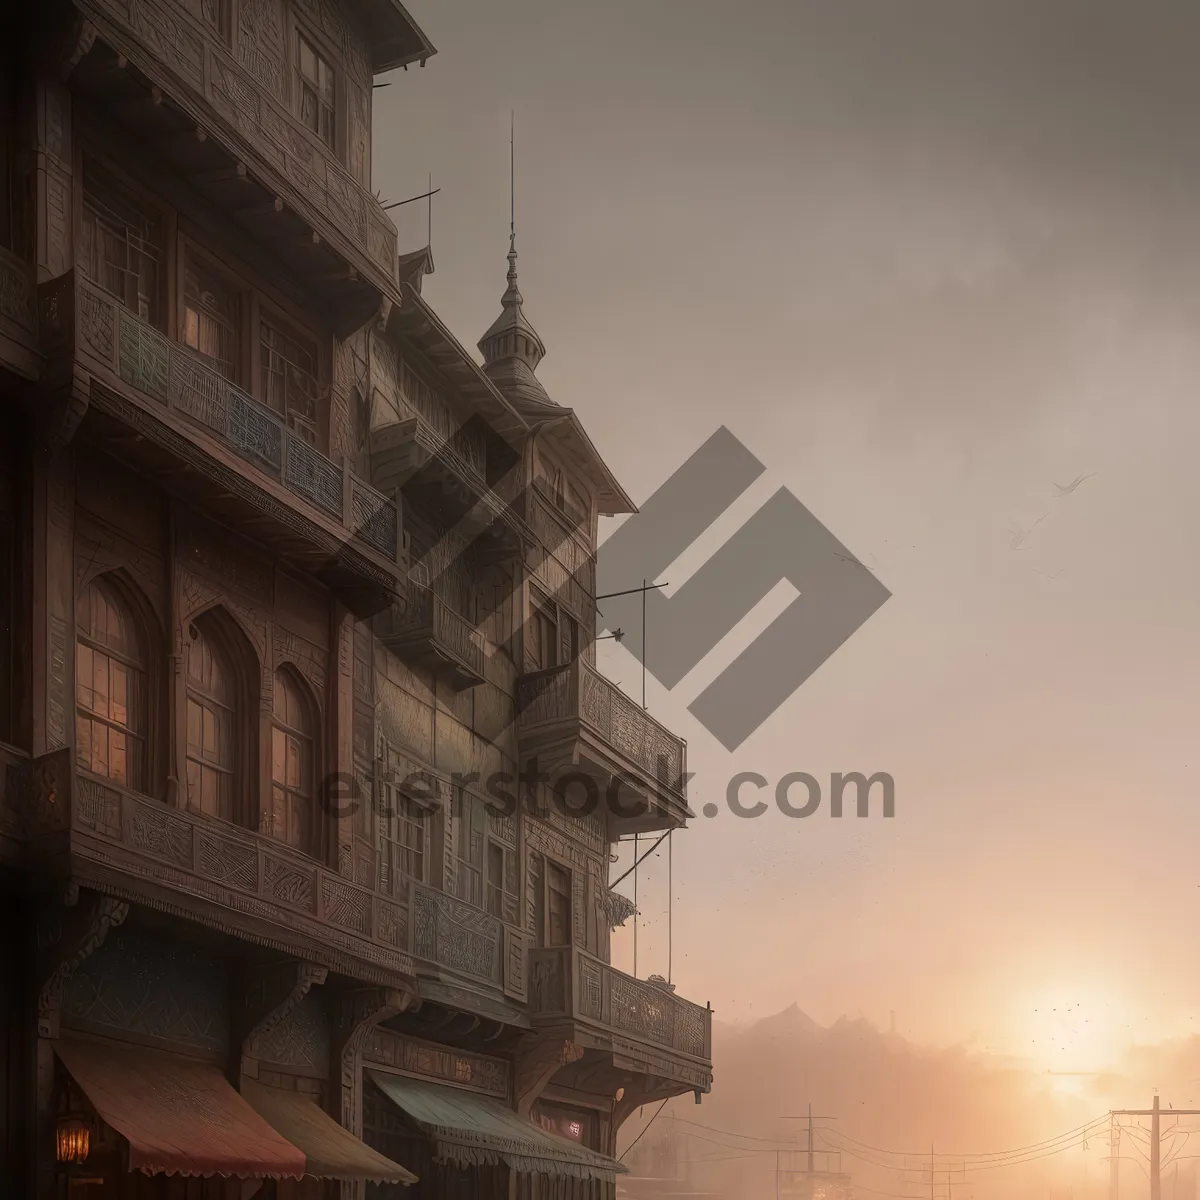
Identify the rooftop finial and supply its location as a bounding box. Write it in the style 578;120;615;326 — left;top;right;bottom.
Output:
506;110;520;303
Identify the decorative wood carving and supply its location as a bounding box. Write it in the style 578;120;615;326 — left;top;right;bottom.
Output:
37;887;129;1039
81;0;396;282
63;925;231;1055
240;961;329;1078
364;1028;509;1099
330;984;418;1135
513;1035;585;1120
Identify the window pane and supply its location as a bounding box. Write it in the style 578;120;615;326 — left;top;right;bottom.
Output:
183;256;240;380
81;162;163;326
111;662;128;725
76;644;93;707
93;654;109;718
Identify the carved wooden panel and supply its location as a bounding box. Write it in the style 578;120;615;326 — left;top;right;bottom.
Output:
411;884;502;985
62;926;230;1057
364;1029;510;1099
257;988;330;1077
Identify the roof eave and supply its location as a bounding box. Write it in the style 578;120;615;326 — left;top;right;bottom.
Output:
389;283;530;446
361;0;437;73
536;409;637;516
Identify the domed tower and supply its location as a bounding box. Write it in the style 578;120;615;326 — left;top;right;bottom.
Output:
477;232;555;408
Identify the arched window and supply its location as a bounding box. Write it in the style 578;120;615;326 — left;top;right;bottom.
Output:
269;667;315;853
76;576;147;790
185;619;236;823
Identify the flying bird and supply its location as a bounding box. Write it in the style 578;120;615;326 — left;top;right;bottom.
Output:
1010;513;1048;550
1053;472;1096;497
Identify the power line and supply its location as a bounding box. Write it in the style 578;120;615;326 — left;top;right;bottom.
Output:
619;1100;670;1163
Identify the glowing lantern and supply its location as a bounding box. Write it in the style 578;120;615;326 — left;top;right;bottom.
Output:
56;1116;90;1165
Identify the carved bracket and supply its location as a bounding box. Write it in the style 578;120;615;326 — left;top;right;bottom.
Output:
330;984;419;1135
609;1077;679;1155
513;1034;585;1120
239;961;328;1079
37;886;129;1039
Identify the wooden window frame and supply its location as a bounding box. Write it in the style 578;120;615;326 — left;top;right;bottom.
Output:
379;777;429;886
74;576;153;795
78;152;173;333
528;584;559;672
177;235;252;387
268;665;321;858
258;298;324;445
288;14;343;162
534;856;573;948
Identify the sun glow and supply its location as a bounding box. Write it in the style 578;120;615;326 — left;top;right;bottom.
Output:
1017;984;1131;1076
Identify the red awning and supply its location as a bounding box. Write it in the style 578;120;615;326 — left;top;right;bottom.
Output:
55;1037;306;1179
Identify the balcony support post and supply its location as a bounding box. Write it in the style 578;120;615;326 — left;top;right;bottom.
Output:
329;983;420;1200
236;960;329;1087
513;1034;584;1120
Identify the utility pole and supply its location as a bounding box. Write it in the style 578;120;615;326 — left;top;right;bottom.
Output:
1109;1114;1120;1200
1111;1098;1200;1200
808;1102;815;1174
1153;1096;1161;1200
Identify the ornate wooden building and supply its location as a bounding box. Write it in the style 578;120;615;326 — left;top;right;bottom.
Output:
0;0;713;1195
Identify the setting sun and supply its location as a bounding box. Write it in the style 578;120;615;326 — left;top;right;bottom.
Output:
1017;985;1132;1075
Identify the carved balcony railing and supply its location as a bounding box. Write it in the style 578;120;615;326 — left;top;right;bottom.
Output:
374;584;485;690
4;749;535;1008
409;880;527;1006
46;762;414;985
67;275;403;616
0;247;38;381
528;946;712;1091
516;661;689;835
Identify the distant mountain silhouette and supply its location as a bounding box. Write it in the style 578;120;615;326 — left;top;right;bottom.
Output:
622;1007;1099;1200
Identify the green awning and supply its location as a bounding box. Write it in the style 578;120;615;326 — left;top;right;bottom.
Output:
367;1072;626;1184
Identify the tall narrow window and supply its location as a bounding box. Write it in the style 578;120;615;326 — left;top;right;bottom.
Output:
547;862;572;946
269;668;315;853
80;162;163;327
76;578;147;791
182;253;241;381
452;788;485;908
260;313;320;443
534;857;573;947
184;621;236;823
528;591;558;672
380;779;428;885
294;32;336;148
486;841;505;918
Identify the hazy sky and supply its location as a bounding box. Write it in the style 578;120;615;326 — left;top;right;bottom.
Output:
372;1;1200;1072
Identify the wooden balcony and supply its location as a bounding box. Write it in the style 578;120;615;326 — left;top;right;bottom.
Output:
516;662;690;836
59;274;404;617
527;946;712;1093
374;584;486;690
407;880;528;1014
0;748;530;1011
67;11;409;315
371;418;528;556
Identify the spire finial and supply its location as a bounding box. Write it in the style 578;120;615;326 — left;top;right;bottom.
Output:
505;110;520;304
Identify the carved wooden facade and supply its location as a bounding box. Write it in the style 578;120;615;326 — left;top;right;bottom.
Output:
0;0;711;1194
